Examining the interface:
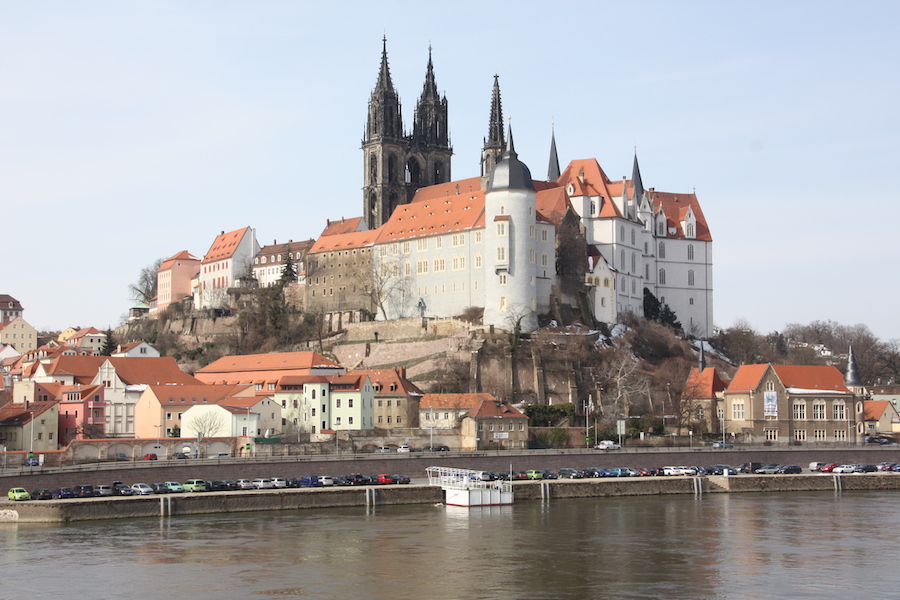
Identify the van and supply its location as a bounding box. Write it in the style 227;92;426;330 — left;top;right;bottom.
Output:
375;446;392;453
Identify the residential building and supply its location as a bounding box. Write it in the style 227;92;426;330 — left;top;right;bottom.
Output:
419;393;494;429
460;398;528;450
0;401;59;453
194;351;344;388
723;364;858;445
195;226;260;310
135;383;257;439
63;327;106;353
325;373;375;431
0;294;24;325
682;348;730;434
180;402;259;441
253;239;314;288
111;341;160;358
155;250;201;313
0;317;37;353
863;401;900;436
353;368;423;428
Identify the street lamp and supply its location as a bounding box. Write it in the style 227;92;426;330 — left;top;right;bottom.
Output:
584;395;594;448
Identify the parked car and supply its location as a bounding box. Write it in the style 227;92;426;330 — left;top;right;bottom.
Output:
866;435;895;445
30;488;52;500
809;462;830;472
375;446;392;453
235;479;255;490
73;485;97;498
318;476;335;486
53;487;75;499
208;453;231;459
558;468;584;479
525;470;544;480
709;465;738;475
8;487;30;501
345;474;368;486
150;483;170;494
142;453;158;461
298;475;322;487
877;462;896;471
819;463;840;472
24;457;40;466
391;474;411;484
663;466;693;476
183;479;207;492
754;465;781;474
739;462;764;474
539;470;558;480
206;481;226;491
131;483;154;495
172;452;189;459
594;440;621;450
252;478;275;489
221;480;239;491
95;484;114;496
332;476;351;486
112;483;133;496
777;465;802;474
376;474;394;484
396;444;411;453
858;464;878;473
424;445;450;452
711;441;734;449
831;464;858;473
271;477;288;489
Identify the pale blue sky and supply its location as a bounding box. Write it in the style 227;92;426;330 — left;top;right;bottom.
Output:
2;1;898;341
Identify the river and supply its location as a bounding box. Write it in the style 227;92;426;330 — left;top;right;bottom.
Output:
1;490;893;599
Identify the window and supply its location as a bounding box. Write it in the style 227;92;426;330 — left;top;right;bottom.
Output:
687;244;695;260
489;423;494;432
475;231;482;243
541;229;548;242
695;406;705;421
335;417;341;426
336;399;341;408
348;399;353;408
732;402;745;420
311;389;316;399
541;254;548;267
397;416;402;424
436;237;442;249
475;254;482;268
417;238;428;251
814;429;826;441
834;429;846;441
686;223;695;238
499;274;507;285
529;225;535;238
312;408;316;416
765;429;778;441
658;242;665;258
793;402;806;420
631;229;635;245
402;241;411;254
794;429;806;441
433;258;445;272
268;382;275;391
416;260;428;274
688;270;695;286
497;222;507;236
387;416;392;424
813;402;826;420
348;416;353;425
497;246;507;261
833;402;846;420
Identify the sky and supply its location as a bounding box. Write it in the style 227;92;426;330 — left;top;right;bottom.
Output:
1;1;898;341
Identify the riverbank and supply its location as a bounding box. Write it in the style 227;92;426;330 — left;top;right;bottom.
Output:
4;473;900;523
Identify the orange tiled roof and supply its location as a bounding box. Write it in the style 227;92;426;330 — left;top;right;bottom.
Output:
726;364;850;394
197;352;340;375
327;373;367;391
377;184;485;243
0;401;56;426
146;383;255;405
350;369;423;397
467;399;527;419
202;227;252;264
557;159;628;219
320;217;367;237
309;228;381;253
420;393;494;409
649;191;713;242
864;400;891;421
106;357;200;386
684;367;728;399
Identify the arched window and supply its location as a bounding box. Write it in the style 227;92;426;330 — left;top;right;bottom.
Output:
631;252;636;274
659;269;666;284
658;242;665;258
687;244;694;260
686;223;695;238
688;270;695;286
590;200;596;215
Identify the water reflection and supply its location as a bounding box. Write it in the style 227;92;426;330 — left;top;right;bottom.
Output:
1;492;896;599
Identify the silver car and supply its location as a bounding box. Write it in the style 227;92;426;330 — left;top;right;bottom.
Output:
131;483;154;495
252;478;275;489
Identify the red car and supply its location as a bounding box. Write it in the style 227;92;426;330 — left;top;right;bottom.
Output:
142;453;158;461
376;474;394;484
818;463;839;472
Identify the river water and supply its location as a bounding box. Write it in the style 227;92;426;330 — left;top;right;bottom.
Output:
1;491;894;599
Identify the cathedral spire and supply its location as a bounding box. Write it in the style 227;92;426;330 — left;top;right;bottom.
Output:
366;36;403;141
482;75;506;185
412;44;449;149
547;125;560;181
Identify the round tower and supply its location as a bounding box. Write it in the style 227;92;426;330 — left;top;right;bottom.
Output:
483;126;539;333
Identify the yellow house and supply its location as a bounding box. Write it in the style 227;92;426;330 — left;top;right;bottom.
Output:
135;383;257;438
0;317;38;353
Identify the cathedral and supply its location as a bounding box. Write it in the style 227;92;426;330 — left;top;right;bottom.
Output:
307;39;714;337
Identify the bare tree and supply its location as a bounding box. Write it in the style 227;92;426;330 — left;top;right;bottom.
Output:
129;258;164;304
361;253;412;320
597;345;650;421
185;411;228;438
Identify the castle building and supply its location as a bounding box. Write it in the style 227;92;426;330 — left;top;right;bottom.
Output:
363;39;452;229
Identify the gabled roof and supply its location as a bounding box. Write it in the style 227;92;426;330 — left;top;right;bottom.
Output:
320;217;367;237
684;367;728;399
557;159;628;215
649;190;712;242
327;373;368;391
202;227;252;264
309;228;381;253
467;399;527;419
197;352;341;375
103;357;200;386
350;369;423;397
0;401;56;426
145;383;255;405
726;364;851;394
256;239;315;259
420;393;493;409
0;295;23;310
864;400;893;422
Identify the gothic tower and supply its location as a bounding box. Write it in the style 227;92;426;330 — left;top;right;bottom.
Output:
363;40;452;229
363;37;408;229
481;75;506;189
409;46;452;197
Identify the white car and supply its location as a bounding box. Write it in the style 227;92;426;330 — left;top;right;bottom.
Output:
252;478;275;489
397;444;411;453
663;466;693;476
271;478;287;488
236;479;254;490
832;464;858;473
131;483;154;495
594;440;621;450
318;476;334;486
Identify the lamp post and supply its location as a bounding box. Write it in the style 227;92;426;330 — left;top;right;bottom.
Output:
584;395;594;448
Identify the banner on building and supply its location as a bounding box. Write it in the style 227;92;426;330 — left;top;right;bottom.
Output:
764;391;778;417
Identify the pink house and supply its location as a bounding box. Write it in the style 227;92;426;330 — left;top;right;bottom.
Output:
155;251;201;313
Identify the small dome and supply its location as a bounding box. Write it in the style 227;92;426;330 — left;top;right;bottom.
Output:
487;127;534;192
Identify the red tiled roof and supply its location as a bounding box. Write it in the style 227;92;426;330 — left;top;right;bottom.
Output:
467;399;527;419
309;228;380;253
650;191;713;242
320;217;367;237
350;369;423;397
197;352;340;375
420;393;493;409
864;400;891;422
684;367;728;399
726;364;850;394
202;227;252;264
159;250;200;271
106;357;201;386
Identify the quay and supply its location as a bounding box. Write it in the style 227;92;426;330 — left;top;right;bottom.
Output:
4;473;900;523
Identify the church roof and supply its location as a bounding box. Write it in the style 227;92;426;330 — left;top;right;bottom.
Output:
649;191;712;241
320;217;367;237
